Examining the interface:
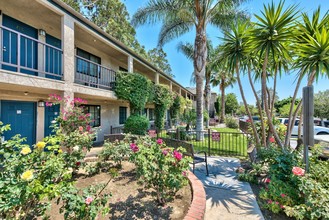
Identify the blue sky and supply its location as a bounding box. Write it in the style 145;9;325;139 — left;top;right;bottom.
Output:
123;0;329;104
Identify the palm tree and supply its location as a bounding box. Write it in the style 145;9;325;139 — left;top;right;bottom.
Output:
177;40;217;128
131;0;247;137
210;62;236;123
284;7;329;146
250;1;298;148
220;20;261;146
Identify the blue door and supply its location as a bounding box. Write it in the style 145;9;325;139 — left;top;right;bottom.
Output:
44;104;60;137
1;101;36;146
2;15;38;75
45;34;62;80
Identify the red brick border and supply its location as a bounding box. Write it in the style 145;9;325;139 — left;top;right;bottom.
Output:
184;171;206;220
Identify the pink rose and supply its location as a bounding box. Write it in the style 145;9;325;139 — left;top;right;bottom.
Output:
45;102;52;107
275;201;279;205
173;150;182;161
265;178;271;183
85;196;93;205
79;126;83;132
130;143;139;153
267;200;272;204
182;171;187;176
281;193;286;198
269;137;275;143
292;166;305;176
156;139;163;145
280;205;285;209
162;150;168;156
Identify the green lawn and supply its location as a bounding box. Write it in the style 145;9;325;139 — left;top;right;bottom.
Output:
159;127;248;157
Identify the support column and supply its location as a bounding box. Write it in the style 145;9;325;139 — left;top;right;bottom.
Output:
155;72;159;84
169;82;172;91
38;30;46;77
62;14;75;108
36;105;45;142
128;55;133;73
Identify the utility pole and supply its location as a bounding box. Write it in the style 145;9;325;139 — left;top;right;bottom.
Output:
303;86;314;172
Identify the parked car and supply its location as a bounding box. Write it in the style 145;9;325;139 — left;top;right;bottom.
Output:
278;118;329;136
239;116;261;123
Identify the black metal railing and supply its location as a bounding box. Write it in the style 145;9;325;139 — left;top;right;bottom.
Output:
0;25;63;79
75;56;116;90
156;128;248;157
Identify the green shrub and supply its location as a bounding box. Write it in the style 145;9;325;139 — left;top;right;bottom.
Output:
124;115;149;135
130;136;191;205
225;115;238;129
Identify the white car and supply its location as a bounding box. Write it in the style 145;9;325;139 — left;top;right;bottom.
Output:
278;118;329;136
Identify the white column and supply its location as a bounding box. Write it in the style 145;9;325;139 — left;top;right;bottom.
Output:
169;82;172;91
38;31;46;77
128;55;133;72
62;14;75;108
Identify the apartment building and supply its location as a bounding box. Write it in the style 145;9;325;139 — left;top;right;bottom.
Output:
0;0;195;146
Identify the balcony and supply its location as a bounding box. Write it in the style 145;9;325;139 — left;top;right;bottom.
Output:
75;55;116;90
0;25;63;80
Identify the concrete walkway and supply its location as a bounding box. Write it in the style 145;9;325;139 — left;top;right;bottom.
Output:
192;156;264;220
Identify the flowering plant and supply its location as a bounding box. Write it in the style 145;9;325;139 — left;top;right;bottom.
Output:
46;94;97;171
292;166;305;176
129;136;191;205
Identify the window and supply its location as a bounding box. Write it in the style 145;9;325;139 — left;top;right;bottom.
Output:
82;105;101;127
149;109;154;121
76;48;101;77
119;107;127;124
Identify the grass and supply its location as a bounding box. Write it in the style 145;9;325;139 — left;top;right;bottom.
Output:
159;127;248;157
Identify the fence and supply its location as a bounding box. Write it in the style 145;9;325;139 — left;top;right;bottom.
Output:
157;128;248;157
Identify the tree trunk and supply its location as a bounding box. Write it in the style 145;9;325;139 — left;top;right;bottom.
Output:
261;52;283;148
204;75;211;128
220;76;225;123
236;63;260;146
247;65;263;146
194;26;207;140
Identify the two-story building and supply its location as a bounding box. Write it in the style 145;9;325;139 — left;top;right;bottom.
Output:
0;0;195;146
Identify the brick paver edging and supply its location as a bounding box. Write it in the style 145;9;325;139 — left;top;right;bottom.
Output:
184;171;206;220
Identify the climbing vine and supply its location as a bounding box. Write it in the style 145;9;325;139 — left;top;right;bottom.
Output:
114;72;152;114
154;84;174;130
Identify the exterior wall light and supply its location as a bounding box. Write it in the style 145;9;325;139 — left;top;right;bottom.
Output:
39;29;46;37
38;101;45;107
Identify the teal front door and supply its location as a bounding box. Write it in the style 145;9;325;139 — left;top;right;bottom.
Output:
1;101;36;146
44;104;60;137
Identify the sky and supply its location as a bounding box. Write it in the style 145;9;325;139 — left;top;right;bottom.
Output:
123;0;329;105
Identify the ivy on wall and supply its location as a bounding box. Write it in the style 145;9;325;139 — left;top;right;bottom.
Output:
114;72;152;114
154;84;174;130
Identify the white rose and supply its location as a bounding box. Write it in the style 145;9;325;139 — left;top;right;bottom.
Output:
73;145;80;152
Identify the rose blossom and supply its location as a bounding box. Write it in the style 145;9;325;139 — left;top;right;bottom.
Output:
265;178;271;183
79;126;83;132
281;193;286;198
182;171;187;176
269;137;275;143
85;196;93;205
292;166;305;176
267;200;272;204
162;149;168;156
173;150;182;161
130;143;139;153
156;139;163;145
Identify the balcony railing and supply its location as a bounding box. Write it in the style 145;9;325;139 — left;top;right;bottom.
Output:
75;55;116;90
0;25;63;80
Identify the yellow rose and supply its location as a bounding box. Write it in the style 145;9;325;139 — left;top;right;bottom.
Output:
21;147;32;155
36;141;46;150
58;149;63;154
21;170;34;181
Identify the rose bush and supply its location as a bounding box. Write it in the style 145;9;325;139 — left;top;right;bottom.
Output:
129;136;191;205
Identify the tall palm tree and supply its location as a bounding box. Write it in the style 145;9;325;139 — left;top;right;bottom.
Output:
250;1;298;148
177;40;217;127
284;8;329;146
131;0;247;137
220;20;261;146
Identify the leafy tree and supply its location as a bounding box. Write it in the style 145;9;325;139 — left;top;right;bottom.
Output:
225;93;239;115
153;84;174;130
314;90;329;119
147;48;173;77
131;0;247;140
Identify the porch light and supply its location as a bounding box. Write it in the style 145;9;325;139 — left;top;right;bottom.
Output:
38;101;45;107
39;29;46;37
